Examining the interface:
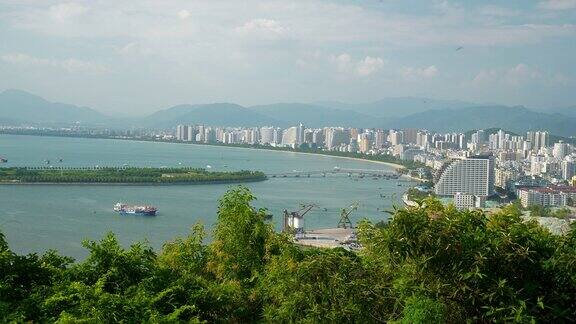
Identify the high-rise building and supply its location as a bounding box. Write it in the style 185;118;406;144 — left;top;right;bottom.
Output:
312;129;325;147
403;128;418;144
497;129;506;149
204;128;216;143
562;160;575;181
553;141;569;159
196;125;205;142
273;128;282;145
527;131;549;151
471;130;486;144
325;128;349;150
260;127;275;145
389;130;403;146
349;128;359;141
296;123;305;145
434;155;495;197
187;126;194;142
175;125;185;141
416;131;429;148
375;130;386;149
282;127;298;147
358;133;370;153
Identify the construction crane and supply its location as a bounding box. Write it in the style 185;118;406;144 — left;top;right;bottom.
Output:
282;204;317;233
338;202;359;229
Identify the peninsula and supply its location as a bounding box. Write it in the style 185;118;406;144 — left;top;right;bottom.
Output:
0;167;267;185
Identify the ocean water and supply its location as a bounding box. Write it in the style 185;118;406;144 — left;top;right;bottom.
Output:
0;135;413;259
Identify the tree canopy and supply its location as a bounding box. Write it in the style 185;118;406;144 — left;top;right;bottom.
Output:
1;189;575;322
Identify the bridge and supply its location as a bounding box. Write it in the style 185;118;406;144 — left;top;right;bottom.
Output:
267;168;401;179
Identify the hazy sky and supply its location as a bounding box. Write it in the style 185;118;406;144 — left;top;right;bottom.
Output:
0;0;575;116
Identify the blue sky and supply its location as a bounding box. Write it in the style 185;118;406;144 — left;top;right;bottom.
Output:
0;0;574;116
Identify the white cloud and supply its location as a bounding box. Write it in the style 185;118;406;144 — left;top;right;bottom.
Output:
356;57;384;76
236;18;287;35
330;54;385;77
177;10;191;20
538;0;576;10
472;64;569;87
117;42;153;56
332;53;352;73
478;5;521;17
49;3;88;21
401;65;438;80
5;1;575;48
1;53;109;74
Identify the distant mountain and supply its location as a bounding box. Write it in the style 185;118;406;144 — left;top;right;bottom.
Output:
315;97;476;118
387;106;576;137
249;103;377;128
143;103;278;128
2;89;575;137
543;106;576;118
0;89;106;125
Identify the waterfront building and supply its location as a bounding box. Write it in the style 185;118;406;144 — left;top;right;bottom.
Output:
282;127;298;147
312;129;325;147
295;123;305;146
325;128;349;150
204;128;216;143
187;126;194;142
434;155;495;197
176;125;188;141
260;126;275;145
196;125;205;142
358;133;370;153
273;128;282;145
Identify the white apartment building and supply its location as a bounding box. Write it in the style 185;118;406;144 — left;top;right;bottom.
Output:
434;155;495;197
454;193;486;209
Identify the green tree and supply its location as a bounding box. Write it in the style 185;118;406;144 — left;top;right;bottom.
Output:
208;186;272;281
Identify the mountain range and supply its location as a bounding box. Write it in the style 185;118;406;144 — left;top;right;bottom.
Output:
0;89;575;137
0;89;107;125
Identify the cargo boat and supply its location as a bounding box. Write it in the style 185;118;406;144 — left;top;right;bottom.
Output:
113;203;157;216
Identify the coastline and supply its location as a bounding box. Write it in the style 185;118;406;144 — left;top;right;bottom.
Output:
0;133;410;172
234;146;407;171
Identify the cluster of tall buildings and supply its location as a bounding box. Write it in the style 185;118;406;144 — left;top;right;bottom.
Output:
175;124;307;147
174;124;576;208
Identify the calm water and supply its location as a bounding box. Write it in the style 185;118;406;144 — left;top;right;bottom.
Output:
0;135;413;259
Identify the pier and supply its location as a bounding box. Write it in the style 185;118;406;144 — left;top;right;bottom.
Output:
267;168;400;179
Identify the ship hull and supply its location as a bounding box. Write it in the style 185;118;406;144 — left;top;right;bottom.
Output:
114;203;157;216
119;210;156;216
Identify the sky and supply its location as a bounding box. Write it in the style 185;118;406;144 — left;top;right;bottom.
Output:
0;0;575;116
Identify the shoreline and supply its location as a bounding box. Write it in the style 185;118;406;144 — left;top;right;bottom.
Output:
0;132;410;172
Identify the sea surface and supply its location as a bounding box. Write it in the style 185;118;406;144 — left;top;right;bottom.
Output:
0;135;414;259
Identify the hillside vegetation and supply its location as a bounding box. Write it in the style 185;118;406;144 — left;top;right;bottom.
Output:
1;187;575;322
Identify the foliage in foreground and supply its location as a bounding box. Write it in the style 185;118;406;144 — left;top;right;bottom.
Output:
1;188;575;323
